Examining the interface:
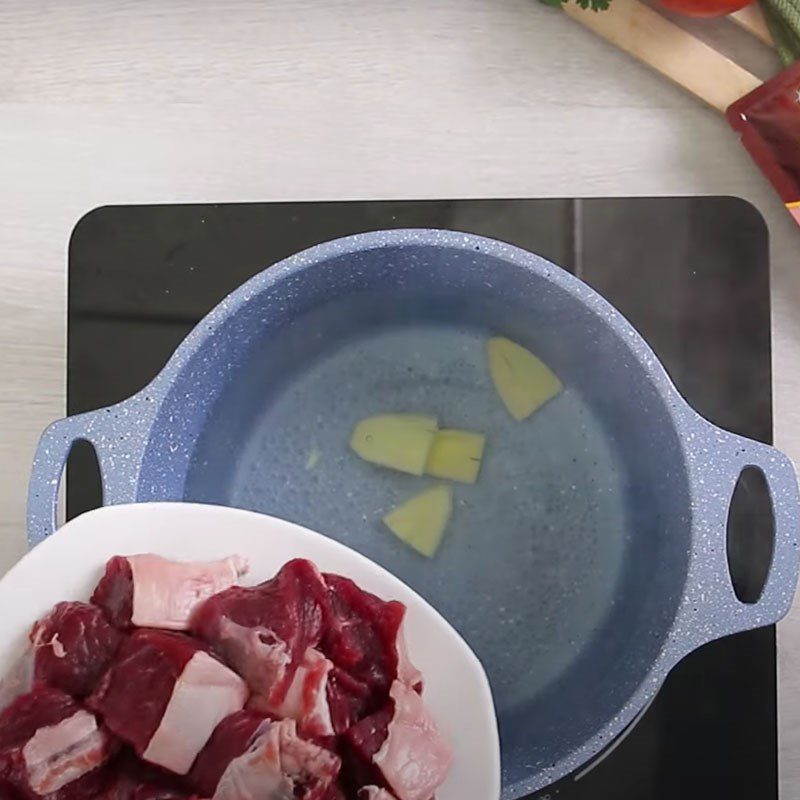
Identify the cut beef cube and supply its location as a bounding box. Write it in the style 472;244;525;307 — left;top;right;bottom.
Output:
0;689;78;755
344;682;451;800
88;631;247;775
97;776;193;800
322;575;421;706
248;647;334;738
88;632;193;759
90;558;133;629
22;709;114;796
95;760;191;800
97;775;193;800
193;559;331;710
359;788;397;800
342;706;393;791
123;786;192;800
326;667;372;737
0;782;21;800
0;653;34;717
95;750;192;800
188;711;267;797
374;682;451;800
25;766;110;800
127;787;191;800
393;628;422;693
197;617;290;711
92;555;248;631
211;719;339;800
30;603;123;699
0;687;116;800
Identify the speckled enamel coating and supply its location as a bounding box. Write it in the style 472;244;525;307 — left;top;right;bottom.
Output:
26;229;800;799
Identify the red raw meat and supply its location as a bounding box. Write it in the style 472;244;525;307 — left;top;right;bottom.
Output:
188;710;266;797
0;782;21;800
30;603;123;699
0;653;34;718
326;667;372;738
98;773;192;800
208;718;339;800
0;687;116;800
193;559;331;711
91;558;133;629
92;555;247;631
0;688;77;753
95;751;193;800
342;705;393;792
88;630;247;776
247;646;339;738
358;788;396;800
322;575;421;703
344;682;451;800
27;768;110;800
88;632;192;757
130;789;191;800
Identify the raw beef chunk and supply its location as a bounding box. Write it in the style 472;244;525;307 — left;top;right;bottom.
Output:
193;559;331;712
0;654;34;717
95;751;192;800
326;667;372;737
322;575;421;701
0;689;78;755
97;776;192;800
247;646;335;738
0;781;22;799
344;682;451;800
341;706;393;791
91;558;133;629
0;687;116;799
88;631;247;775
188;711;266;797
210;718;339;800
30;603;123;699
97;774;192;800
358;788;396;800
92;555;248;631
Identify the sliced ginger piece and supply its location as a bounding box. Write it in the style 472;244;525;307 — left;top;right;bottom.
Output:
425;429;486;484
486;336;563;421
383;484;453;557
350;414;438;475
305;444;321;470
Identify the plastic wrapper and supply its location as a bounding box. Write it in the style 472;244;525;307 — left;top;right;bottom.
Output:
727;60;800;226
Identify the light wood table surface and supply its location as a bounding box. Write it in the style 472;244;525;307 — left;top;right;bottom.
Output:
2;0;800;794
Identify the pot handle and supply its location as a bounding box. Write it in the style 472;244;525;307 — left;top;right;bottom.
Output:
27;409;115;547
688;423;800;639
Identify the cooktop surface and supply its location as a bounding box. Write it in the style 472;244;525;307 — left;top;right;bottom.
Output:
68;197;775;799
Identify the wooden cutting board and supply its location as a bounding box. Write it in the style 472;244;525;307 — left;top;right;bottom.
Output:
563;0;768;112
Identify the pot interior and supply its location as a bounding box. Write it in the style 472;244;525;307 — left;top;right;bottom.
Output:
137;239;692;787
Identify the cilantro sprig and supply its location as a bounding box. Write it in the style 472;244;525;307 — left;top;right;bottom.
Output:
540;0;612;11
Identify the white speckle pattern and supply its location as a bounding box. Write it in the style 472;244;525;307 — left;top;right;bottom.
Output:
26;229;800;800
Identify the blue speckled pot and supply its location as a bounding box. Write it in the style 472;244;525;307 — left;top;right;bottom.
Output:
27;230;800;798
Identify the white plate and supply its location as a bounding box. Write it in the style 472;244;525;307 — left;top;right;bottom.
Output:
2;502;501;800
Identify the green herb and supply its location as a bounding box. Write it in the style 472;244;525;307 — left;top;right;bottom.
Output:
761;0;800;65
540;0;612;10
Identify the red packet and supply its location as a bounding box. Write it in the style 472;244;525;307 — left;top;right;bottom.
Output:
727;60;800;226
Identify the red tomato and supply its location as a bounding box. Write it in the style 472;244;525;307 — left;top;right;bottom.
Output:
657;0;752;17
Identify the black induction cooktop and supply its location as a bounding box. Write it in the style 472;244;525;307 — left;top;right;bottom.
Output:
67;197;776;799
